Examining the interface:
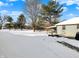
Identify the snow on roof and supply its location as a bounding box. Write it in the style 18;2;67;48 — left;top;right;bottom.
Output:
56;17;79;26
4;22;10;24
45;26;56;29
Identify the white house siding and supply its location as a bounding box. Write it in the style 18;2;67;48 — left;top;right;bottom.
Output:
57;26;63;36
57;25;77;37
65;25;77;37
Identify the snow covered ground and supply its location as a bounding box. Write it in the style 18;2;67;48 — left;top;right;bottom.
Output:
53;37;79;48
1;29;79;48
9;30;79;49
0;29;48;36
0;31;79;58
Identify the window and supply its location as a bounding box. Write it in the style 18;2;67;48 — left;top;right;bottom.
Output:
77;24;79;29
62;25;65;30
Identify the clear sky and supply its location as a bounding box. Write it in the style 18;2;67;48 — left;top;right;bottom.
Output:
0;0;79;22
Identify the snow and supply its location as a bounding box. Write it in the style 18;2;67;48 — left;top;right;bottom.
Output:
40;37;79;58
56;17;79;25
0;32;79;58
44;36;79;48
8;30;48;36
5;30;79;48
2;29;79;48
55;37;79;48
0;30;79;57
1;29;79;48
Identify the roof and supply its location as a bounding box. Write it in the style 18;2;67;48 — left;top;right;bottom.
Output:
4;22;10;24
45;26;56;29
56;17;79;26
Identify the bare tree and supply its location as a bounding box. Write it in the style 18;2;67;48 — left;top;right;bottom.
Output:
1;15;8;29
25;0;41;32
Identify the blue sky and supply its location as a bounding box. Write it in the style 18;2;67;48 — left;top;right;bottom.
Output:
0;0;79;22
58;0;79;21
0;0;25;22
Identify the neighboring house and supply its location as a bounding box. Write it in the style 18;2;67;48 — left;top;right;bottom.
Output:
56;17;79;37
2;22;10;29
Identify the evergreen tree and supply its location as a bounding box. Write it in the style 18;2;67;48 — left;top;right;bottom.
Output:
17;14;26;30
42;0;63;25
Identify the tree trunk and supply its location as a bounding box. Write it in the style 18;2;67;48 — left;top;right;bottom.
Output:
32;22;36;32
49;16;52;25
33;26;35;32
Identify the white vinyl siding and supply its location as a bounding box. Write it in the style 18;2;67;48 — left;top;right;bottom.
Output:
57;25;77;37
65;25;77;37
57;26;63;36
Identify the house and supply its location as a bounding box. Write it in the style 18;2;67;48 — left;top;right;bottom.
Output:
2;22;10;29
56;17;79;37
